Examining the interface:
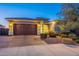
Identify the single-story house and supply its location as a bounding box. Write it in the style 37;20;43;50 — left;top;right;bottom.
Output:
6;18;63;35
6;18;50;35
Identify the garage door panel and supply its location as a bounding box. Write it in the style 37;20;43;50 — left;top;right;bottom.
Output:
14;24;24;35
13;24;37;35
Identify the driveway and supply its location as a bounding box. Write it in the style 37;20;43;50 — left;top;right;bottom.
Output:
0;35;46;48
0;44;79;56
0;35;75;48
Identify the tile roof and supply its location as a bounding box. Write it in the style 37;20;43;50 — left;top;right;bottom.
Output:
5;17;49;23
5;18;35;20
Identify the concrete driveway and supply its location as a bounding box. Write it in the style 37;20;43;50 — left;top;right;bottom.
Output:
0;35;46;48
0;44;79;56
0;36;79;56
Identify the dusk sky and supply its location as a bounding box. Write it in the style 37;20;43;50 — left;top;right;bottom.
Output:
0;3;62;27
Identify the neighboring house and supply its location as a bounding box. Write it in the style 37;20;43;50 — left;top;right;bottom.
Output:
6;18;49;35
0;25;9;35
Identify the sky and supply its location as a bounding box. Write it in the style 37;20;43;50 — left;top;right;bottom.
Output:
0;3;62;27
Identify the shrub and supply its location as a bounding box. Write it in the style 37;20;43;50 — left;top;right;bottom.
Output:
68;33;77;40
49;32;56;37
60;34;68;38
40;33;48;39
58;31;70;38
75;39;79;43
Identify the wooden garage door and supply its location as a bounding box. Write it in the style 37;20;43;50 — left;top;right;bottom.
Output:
13;24;37;35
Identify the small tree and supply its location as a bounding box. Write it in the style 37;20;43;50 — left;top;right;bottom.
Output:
59;3;79;32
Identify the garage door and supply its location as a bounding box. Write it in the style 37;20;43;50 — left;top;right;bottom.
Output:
13;24;37;35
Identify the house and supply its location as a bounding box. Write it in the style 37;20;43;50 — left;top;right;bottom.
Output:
6;17;63;35
0;25;9;35
6;18;50;35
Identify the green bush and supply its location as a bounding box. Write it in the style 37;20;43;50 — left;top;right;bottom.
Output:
40;33;48;39
60;34;68;38
68;33;76;37
57;32;70;38
75;37;79;43
76;40;79;43
49;32;56;37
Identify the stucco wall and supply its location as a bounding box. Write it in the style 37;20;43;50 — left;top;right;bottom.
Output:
49;21;56;33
